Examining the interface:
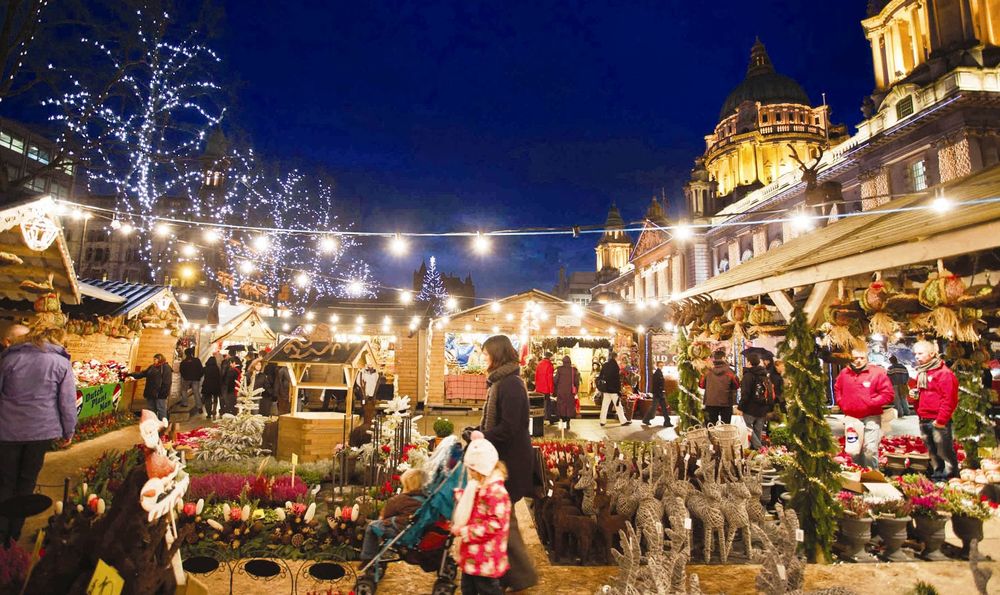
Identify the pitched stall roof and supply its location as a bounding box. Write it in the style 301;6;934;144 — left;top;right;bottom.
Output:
61;279;185;322
0;195;80;303
265;338;372;365
678;164;1000;302
439;288;636;332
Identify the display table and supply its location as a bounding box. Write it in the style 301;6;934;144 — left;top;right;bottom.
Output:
444;373;488;401
276;412;359;462
75;381;126;421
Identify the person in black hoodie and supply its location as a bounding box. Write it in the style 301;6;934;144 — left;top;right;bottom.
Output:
738;353;774;450
642;359;672;427
762;353;785;414
219;350;241;415
598;352;630;426
178;347;204;414
201;355;222;419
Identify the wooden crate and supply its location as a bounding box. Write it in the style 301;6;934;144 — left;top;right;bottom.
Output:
276;412;359;462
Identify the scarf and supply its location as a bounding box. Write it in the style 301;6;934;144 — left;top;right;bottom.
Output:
916;356;942;389
479;362;521;431
848;363;867;374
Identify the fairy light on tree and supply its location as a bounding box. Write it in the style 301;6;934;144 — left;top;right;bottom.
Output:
417;255;450;316
46;6;226;281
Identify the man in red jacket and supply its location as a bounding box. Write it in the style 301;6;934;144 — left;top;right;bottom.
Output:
913;340;960;481
834;348;894;469
534;352;556;424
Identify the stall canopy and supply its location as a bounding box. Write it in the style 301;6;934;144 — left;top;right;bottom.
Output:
0;195;80;303
677;164;1000;306
64;279;187;322
210;305;276;345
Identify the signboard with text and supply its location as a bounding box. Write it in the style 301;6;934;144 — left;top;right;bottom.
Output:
75;382;124;421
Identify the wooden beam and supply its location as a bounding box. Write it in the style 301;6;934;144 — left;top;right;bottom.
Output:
701;220;1000;302
767;290;795;321
803;280;835;327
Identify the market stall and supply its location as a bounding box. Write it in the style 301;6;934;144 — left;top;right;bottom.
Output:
202;303;276;356
264;338;376;462
424;289;641;409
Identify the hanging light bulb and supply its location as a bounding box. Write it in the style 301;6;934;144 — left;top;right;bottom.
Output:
295;272;310;288
252;234;270;252
792;211;813;231
179;265;195;280
180;244;197;257
305;311;315;321
319;235;338;253
355;315;365;324
154;222;171;237
492;325;500;333
932;197;952;213
472;232;491;254
347;279;364;296
446;297;458;311
399;290;413;304
637;325;646;334
199;297;209;305
119;222;134;236
550;328;558;335
673;223;693;240
388;233;408;255
329;314;340;323
571;303;583;317
490;301;501;313
203;228;221;243
505;313;514;321
239;260;254;274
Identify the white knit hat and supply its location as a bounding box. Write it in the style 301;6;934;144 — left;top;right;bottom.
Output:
464;438;499;476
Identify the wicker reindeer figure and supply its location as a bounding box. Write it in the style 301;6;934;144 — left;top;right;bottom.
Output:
573;454;597;516
720;475;754;559
633;475;664;551
741;466;769;526
686;461;729;563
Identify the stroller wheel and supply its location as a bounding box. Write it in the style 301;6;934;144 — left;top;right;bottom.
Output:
431;579;456;595
354;576;378;595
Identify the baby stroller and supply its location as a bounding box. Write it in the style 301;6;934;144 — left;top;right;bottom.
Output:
354;437;466;595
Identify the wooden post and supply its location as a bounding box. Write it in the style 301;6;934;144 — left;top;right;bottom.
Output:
803;280;835;327
767;290;795;321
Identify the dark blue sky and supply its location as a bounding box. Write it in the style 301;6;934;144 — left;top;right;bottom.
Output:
220;0;872;299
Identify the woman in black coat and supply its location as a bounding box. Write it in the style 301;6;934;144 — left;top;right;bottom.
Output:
553;355;579;428
477;334;538;591
201;356;222;419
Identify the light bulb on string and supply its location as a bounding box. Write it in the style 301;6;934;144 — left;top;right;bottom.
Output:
154;222;171;237
932;197;952;213
295;272;311;288
792;211;813;231
347;279;364;297
109;219;122;231
446;297;458;311
399;290;413;304
490;301;501;313
329;314;340;324
179;265;194;280
180;244;197;257
472;232;491;254
71;208;84;220
319;235;338;253
252;234;271;252
119;222;134;236
199;297;209;305
388;233;408;255
239;260;254;275
305;311;315;321
203;228;220;243
674;223;693;240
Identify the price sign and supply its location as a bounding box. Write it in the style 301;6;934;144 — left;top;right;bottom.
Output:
795;529;804;542
87;560;124;595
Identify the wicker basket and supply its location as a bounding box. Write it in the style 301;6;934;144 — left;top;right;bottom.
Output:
708;423;741;447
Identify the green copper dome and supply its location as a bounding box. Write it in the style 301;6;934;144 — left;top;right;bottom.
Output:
719;39;811;120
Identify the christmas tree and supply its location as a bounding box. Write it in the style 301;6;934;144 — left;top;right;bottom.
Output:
198;374;270;461
674;326;704;430
778;306;840;563
952;343;997;467
417;256;450;316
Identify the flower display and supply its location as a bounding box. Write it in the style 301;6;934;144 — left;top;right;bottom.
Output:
54;413;136;450
186;472;310;505
942;488;998;520
834;434;965;469
72;360;129;388
894;475;947;518
836;491;871;518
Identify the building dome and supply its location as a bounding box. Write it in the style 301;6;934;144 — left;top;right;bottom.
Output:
719;39;810;120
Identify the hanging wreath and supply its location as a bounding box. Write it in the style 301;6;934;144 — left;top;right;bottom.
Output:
859;275;899;337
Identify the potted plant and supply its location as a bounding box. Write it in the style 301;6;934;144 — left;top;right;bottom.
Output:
835;491;875;562
895;475;949;561
942;487;997;557
431;417;455;449
870;498;913;562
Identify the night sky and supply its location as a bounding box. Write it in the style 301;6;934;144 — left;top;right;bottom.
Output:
219;0;873;299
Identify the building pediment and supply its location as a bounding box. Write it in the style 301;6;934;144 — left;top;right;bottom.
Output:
630;224;671;262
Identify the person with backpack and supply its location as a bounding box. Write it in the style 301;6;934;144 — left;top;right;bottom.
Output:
886;355;912;417
834;347;895;469
700;349;739;424
737;352;773;449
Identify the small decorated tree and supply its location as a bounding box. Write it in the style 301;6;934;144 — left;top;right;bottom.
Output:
674;326;704;430
952;343;997;467
779;306;841;563
417;256;450;316
198;375;270;461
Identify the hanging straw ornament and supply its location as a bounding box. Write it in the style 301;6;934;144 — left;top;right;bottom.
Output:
821;280;866;352
859;272;899;337
726;300;750;342
747;298;774;337
917;260;966;339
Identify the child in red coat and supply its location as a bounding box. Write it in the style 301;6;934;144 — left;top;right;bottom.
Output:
451;438;510;595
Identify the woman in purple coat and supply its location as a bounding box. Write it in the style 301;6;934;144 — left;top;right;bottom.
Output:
553;356;580;429
0;326;76;543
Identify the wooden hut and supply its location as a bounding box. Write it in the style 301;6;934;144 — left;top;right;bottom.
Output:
265;338;377;462
424;289;641;409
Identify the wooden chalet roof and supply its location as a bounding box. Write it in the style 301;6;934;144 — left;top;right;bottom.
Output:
678;164;1000;302
0;195;79;303
63;279;184;321
438;288;636;331
265;338;373;365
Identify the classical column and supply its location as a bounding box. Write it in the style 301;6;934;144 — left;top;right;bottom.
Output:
926;0;941;53
890;20;906;80
906;9;921;67
911;4;926;62
960;0;977;42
